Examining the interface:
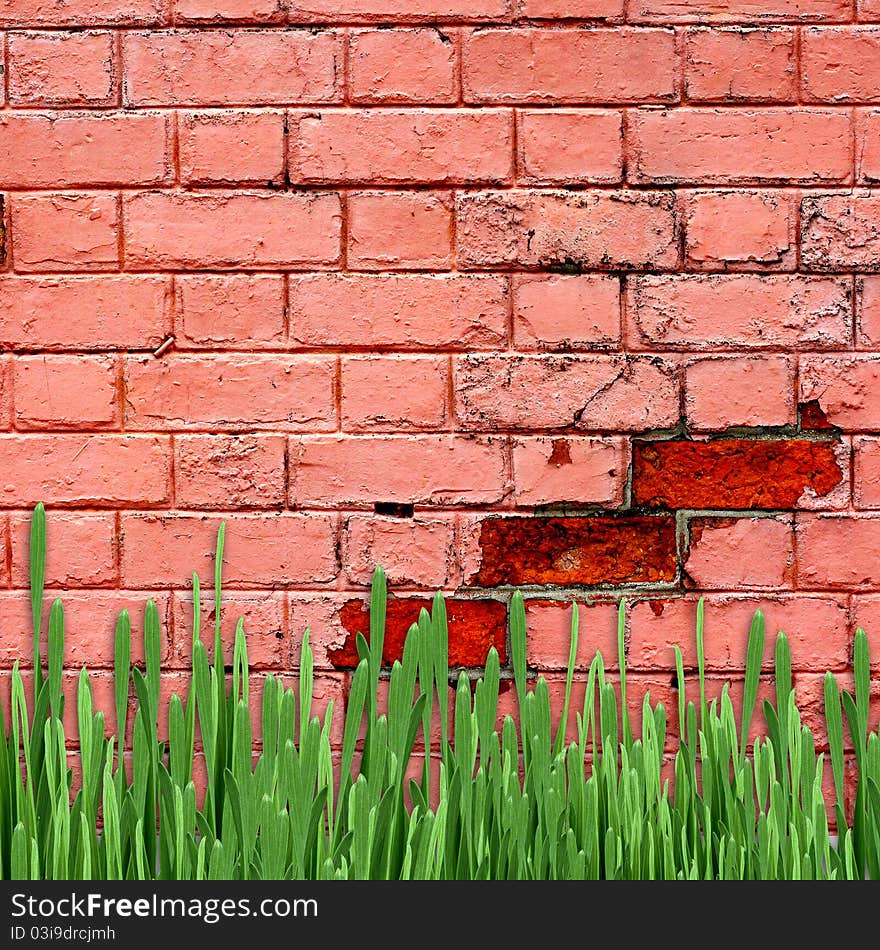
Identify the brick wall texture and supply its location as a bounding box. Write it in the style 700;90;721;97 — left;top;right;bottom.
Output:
1;1;880;765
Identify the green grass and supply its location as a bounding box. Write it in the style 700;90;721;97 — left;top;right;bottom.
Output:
2;504;879;880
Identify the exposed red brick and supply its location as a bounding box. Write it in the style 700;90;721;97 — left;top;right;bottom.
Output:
799;399;834;430
632;439;843;510
471;516;677;587
329;597;507;669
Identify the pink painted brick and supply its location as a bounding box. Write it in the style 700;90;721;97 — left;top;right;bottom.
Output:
854;437;880;508
175;275;285;349
14;355;120;430
10;511;117;588
801;192;880;271
512;275;620;350
120;512;337;588
342;514;457;588
802;27;880;103
858;277;880;347
455;355;679;431
517;110;623;185
348;29;457;104
856;110;880;182
124;354;335;431
10;193;119;272
341;355;448;431
685;517;795;589
0;0;165;26
520;0;623;17
524;600;621;672
849;594;880;671
0;436;170;508
797;514;880;588
684;355;795;430
0;361;11;431
684;191;797;270
512;436;627;507
175;0;285;21
174;434;286;508
629;0;851;23
348;191;453;270
8;30;117;106
178;110;285;186
800;356;880;429
289;273;508;349
289;435;507;507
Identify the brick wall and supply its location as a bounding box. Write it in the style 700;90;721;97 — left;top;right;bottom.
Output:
1;1;879;761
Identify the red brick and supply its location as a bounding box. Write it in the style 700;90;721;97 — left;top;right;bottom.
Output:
10;511;117;588
14;355;119;429
803;28;880;102
854;437;880;508
342;514;457;588
175;275;285;349
289;273;508;349
0;0;164;26
685;28;797;102
524;600;622;673
175;0;285;20
455;355;679;431
289;435;507;507
8;30;116;106
10;193;119;272
341;355;448;431
462;28;676;104
800;356;880;429
290;108;512;185
123;29;341;106
512;275;620;351
0;276;169;350
123;190;341;270
0;112;170;188
627;594;849;673
849;594;880;671
517;110;623;185
125;354;334;431
0;589;171;669
0;435;170;508
628;275;851;349
801;192;880;271
632;439;844;510
684;191;796;270
629;0;851;22
456;190;679;270
511;436;627;507
174;434;286;508
120;512;337;587
470;515;678;587
856;110;880;182
348;191;452;270
348;29;457;104
685;516;795;589
329;596;506;669
171;590;286;671
178;110;285;186
684;355;795;430
629;108;852;185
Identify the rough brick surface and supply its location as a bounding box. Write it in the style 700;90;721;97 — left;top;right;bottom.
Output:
1;8;876;759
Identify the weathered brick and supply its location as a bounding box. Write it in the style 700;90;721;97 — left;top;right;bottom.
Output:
0;361;11;431
856;110;880;182
341;355;448;431
685;28;797;102
629;108;852;185
800;356;880;429
0;277;169;350
801;192;880;271
174;434;286;508
517;110;623;185
629;0;851;23
8;30;117;106
348;28;457;104
14;355;119;430
289;274;508;349
455;355;679;432
9;511;117;588
178;110;285;186
512;275;620;351
10;193;119;272
0;0;164;26
348;191;453;270
854;437;880;509
802;28;880;102
290;109;512;184
685;516;795;589
628;275;851;349
123;29;341;106
289;435;507;507
175;275;285;349
175;0;285;21
0;435;170;507
288;0;508;18
462;28;677;104
123;191;341;269
511;437;627;507
633;439;845;510
684;355;795;430
457;190;679;270
125;355;335;431
328;596;507;668
524;600;622;673
470;516;678;587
